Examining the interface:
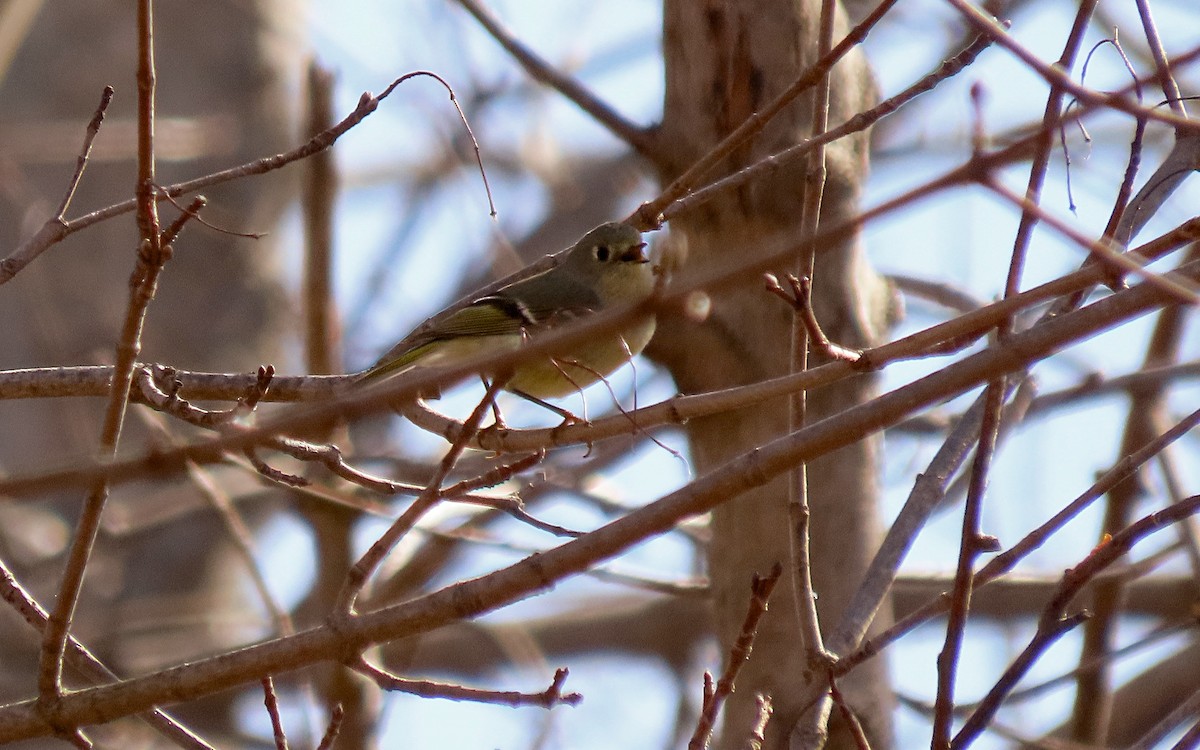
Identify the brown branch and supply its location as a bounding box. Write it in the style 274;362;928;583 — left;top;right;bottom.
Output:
260;676;290;750
983;178;1199;305
834;404;1200;680
351;659;581;708
631;0;901;228
953;494;1200;748
1134;0;1186;117
453;0;651;156
135;409;297;639
136;368;557;532
765;274;862;363
38;1;171;712
943;0;1198;133
334;378;508;615
2;69;446;287
931;379;1005;750
828;672;871;750
828;379;1016;658
0;557;213;750
663;28;994;224
688;564;782;750
1095;35;1146;248
2;293;1200;739
1129;686;1200;750
792;18;844;721
315;704;344;750
0;86;112;285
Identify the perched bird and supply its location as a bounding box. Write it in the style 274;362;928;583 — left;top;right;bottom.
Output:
358;221;657;405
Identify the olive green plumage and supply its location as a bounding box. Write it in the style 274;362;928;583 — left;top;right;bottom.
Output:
359;222;657;399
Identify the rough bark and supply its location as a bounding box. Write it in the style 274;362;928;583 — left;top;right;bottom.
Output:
652;1;895;747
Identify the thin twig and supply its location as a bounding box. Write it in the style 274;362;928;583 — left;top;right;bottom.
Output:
334;377;508;614
0;557;213;749
1134;0;1186;117
765;274;862;363
314;704;344;750
1095;35;1145;248
38;1;171;711
827;378;1018;656
0;86;113;284
663;29;994;224
352;659;581;708
1128;686;1200;750
942;0;1197;133
688;564;782;750
983;178;1199;305
453;0;651;157
261;676;290;750
931;379;1005;750
631;0;902;228
1153;433;1200;591
2;70;456;286
834;405;1200;680
953;494;1200;748
137;368;555;530
827;671;871;750
136;409;296;638
789;13;839;718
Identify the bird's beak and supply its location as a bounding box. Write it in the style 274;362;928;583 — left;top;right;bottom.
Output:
620;242;650;263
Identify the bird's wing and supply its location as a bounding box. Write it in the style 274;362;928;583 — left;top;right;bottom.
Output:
507;272;602;326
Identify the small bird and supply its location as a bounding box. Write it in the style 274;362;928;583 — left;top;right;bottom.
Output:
358;221;657;407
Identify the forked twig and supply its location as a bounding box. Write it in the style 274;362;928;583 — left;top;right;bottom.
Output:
688;564;782;750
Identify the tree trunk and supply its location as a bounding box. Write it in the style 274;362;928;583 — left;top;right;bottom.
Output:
652;1;895;747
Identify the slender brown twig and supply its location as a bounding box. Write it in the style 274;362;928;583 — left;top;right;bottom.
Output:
453;0;651;156
663;29;994;224
827;671;871;750
261;676;290;750
351;658;581;708
688;564;782;750
0;86;112;285
631;0;902;228
765;274;862;363
953;494;1200;748
38;1;174;711
833;404;1200;681
0;557;213;750
1;70;466;288
334;377;509;614
930;380;1004;750
793;23;847;721
315;704;345;750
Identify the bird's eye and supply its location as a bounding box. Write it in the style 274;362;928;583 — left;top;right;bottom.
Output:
594;245;611;262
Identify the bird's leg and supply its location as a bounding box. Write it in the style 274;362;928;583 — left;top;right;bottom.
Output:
480;375;508;430
510;388;586;426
